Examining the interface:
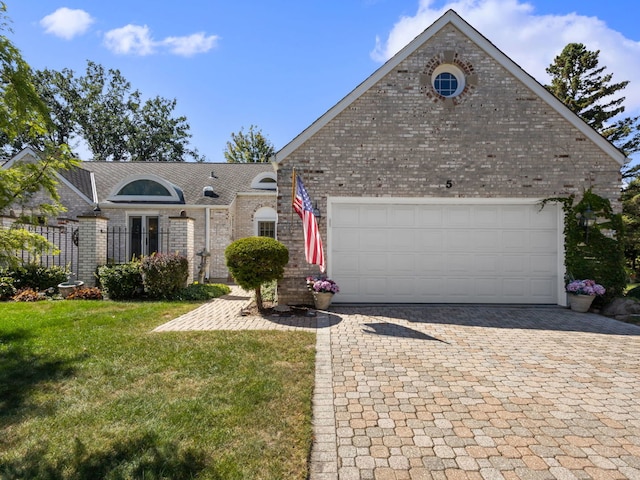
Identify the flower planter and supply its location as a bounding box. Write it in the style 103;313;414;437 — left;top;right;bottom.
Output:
58;280;84;299
313;292;334;310
568;294;595;313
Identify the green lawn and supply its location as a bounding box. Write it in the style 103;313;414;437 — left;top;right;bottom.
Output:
0;301;316;480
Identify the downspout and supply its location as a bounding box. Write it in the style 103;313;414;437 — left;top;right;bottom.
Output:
205;206;211;281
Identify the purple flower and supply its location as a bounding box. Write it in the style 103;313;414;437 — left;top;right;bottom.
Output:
566;279;605;296
306;276;340;294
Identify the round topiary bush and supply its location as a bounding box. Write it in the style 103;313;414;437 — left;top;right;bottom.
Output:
225;237;288;310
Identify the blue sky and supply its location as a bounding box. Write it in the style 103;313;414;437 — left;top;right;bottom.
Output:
6;1;640;164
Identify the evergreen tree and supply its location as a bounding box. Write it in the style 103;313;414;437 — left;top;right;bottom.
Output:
546;43;640;174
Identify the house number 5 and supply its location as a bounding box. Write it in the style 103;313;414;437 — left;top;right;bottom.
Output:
445;180;453;189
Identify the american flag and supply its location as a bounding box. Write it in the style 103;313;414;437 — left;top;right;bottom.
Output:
293;173;326;272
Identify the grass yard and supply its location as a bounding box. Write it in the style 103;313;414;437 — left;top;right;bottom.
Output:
0;301;316;480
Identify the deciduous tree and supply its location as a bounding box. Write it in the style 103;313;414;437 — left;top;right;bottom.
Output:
0;3;76;267
224;125;275;163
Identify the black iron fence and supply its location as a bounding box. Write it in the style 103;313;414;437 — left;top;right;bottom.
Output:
3;223;79;273
105;226;171;264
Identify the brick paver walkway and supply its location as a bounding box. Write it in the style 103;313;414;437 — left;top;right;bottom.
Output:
154;295;640;480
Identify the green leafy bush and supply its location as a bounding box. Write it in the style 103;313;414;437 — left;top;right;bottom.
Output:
543;189;626;304
10;263;69;291
626;285;640;299
97;261;143;300
0;276;16;300
170;283;231;301
140;253;189;299
225;237;288;310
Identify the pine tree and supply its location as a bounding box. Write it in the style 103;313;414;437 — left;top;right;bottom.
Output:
546;43;640;174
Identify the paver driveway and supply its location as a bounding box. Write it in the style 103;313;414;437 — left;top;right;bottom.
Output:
311;306;640;480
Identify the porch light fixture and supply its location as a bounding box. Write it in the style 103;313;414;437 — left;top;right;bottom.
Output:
313;201;322;219
578;205;596;243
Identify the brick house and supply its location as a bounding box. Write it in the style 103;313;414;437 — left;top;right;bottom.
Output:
274;10;624;306
3;148;277;283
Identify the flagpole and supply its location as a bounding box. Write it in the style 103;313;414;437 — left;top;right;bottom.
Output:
291;167;296;208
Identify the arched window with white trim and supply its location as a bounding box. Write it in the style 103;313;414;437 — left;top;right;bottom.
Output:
254;206;277;238
251;172;277;190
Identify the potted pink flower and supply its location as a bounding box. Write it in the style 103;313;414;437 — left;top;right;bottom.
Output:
306;276;340;310
566;279;605;312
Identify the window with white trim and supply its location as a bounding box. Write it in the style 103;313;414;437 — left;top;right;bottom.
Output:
254;206;277;238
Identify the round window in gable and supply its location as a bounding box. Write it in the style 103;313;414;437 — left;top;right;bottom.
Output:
431;64;465;98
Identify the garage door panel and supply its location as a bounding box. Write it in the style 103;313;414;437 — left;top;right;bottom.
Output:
502;231;529;250
416;230;443;249
446;231;471;251
361;206;388;227
473;206;500;226
360;230;387;250
389;253;415;273
333;229;360;251
331;202;558;304
502;254;527;274
333;252;359;273
389;230;414;250
530;208;557;228
473;230;502;251
333;205;360;227
531;278;556;298
530;254;556;274
361;255;386;274
447;254;473;273
389;206;416;226
417;254;444;273
362;277;388;297
530;231;557;251
475;255;500;274
445;206;472;226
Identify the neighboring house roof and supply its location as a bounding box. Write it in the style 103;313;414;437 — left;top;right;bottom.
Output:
60;162;275;207
275;9;627;166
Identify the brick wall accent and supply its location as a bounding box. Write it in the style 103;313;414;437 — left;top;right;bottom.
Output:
169;216;195;284
276;24;622;305
77;215;108;286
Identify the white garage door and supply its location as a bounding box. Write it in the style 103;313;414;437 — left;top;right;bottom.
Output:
330;200;560;304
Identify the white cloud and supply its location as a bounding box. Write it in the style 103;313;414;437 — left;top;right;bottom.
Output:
103;25;218;57
163;32;219;57
103;24;156;56
40;7;95;40
371;0;640;113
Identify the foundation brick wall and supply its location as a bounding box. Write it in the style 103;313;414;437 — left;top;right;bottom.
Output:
276;24;622;305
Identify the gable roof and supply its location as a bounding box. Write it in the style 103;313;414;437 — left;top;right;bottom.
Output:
60;162;275;207
276;9;626;166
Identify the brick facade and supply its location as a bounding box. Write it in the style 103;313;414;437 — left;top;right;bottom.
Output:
275;19;622;305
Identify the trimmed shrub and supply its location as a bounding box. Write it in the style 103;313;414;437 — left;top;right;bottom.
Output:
11;264;69;291
140;253;189;299
225;237;288;310
98;261;143;300
0;276;16;300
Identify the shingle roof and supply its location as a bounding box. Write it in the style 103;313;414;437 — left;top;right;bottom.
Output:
63;162;275;206
59;166;94;202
